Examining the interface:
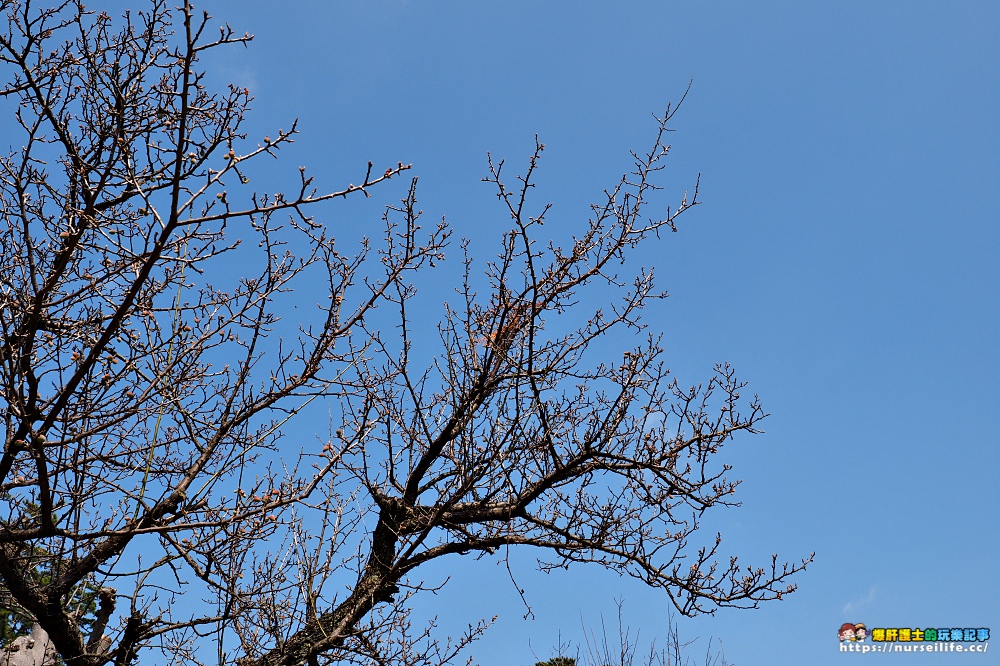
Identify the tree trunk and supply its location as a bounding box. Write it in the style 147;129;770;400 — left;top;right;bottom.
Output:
1;625;57;666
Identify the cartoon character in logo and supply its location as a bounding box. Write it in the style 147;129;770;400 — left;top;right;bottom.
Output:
839;623;856;643
854;623;868;642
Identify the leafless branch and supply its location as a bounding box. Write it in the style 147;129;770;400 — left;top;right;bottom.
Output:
0;3;810;666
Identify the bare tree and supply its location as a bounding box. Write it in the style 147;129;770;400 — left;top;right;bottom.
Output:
534;600;731;666
0;2;812;666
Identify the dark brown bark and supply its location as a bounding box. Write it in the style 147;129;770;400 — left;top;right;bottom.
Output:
0;3;811;666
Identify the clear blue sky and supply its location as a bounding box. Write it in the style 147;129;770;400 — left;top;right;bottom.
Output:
201;1;998;663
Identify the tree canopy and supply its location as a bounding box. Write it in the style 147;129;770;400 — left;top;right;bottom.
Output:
0;2;810;665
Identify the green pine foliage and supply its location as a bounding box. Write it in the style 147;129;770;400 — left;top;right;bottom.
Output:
0;499;101;648
536;658;578;666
